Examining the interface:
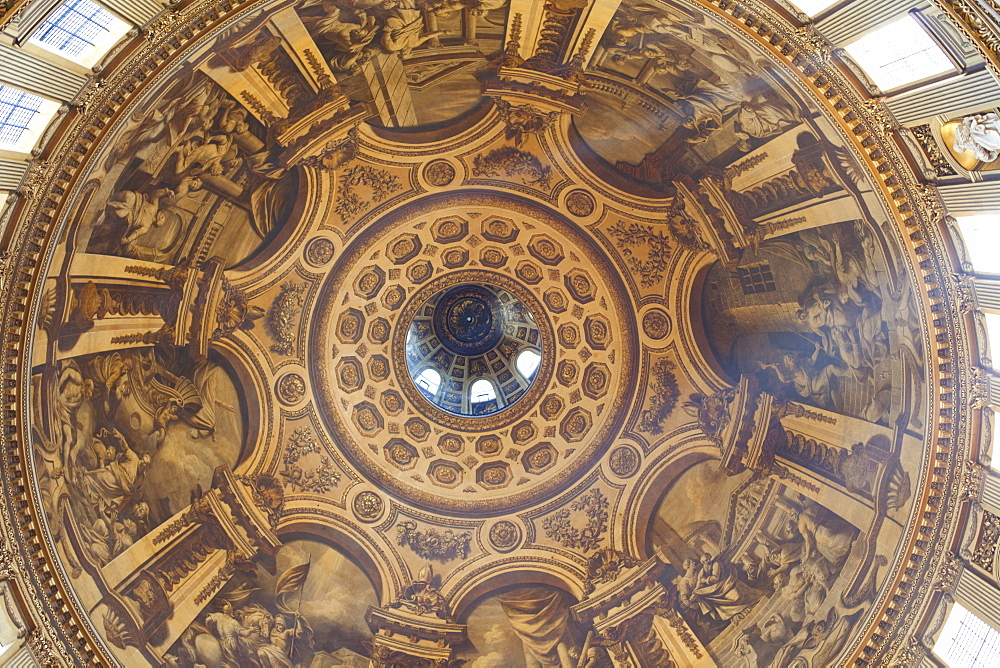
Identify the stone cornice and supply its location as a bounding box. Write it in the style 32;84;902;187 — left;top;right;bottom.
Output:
0;0;980;665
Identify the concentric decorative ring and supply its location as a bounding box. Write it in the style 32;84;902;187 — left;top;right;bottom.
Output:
311;192;637;513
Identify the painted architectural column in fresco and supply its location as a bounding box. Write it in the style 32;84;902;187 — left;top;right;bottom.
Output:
484;0;593;121
198;6;358;146
572;551;714;667
92;468;282;658
564;0;619;70
54;254;185;359
54;254;259;361
507;0;547;60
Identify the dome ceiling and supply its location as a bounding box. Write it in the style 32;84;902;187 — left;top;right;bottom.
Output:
0;0;978;667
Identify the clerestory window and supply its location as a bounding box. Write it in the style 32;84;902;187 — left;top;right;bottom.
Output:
29;0;130;67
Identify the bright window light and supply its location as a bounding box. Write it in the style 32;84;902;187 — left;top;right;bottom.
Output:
0;85;60;153
843;14;956;91
29;0;130;68
786;0;840;16
469;379;496;404
933;601;1000;667
956;215;1000;274
515;349;541;380
415;368;441;395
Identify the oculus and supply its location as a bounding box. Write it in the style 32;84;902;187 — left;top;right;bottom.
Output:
404;282;543;417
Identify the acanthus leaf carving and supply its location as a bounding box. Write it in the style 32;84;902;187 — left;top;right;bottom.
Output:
542;488;609;553
267;281;306;356
396;520;472;563
279;428;341;494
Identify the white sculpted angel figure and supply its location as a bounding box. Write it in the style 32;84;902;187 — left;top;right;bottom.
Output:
953;111;1000;162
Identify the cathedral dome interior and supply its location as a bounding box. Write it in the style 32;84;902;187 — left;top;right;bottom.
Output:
1;0;1000;666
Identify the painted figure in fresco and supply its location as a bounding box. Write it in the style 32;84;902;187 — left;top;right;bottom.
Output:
496;587;581;668
53;361;94;469
793;503;854;568
671;80;744;144
105;81;225;172
89;352;132;417
953;111;1000;163
757;354;850;409
79;428;151;520
169;553;323;668
172;132;240;178
378;0;449;57
206;602;253;666
734;96;798;146
425;0;507;17
397;564;450;618
261;614;298;667
607;2;753;76
307;2;380;72
34;434;83;577
108;189;172;250
674;553;763;622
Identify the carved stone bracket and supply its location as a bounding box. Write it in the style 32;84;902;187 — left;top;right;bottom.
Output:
367;589;467;668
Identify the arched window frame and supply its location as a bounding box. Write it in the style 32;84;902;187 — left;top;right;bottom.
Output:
515;348;541;381
469;378;497;404
414;367;442;397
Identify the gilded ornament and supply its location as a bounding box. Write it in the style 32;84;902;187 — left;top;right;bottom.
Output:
368;354;390;381
559;406;592;442
354;266;387;300
477;461;512;488
353;491;384;521
489;520;522;552
582;362;610;400
430;216;469;243
438;433;464;455
608;445;640;478
638;358;680;435
475;434;503;457
972;508;1000;576
385;439;419;469
276;373;306;405
423;159;457;186
396;520;472;563
528;235;565;265
522;442;558;474
428;460;463;488
305;237;336;267
565;189;596;217
542;488;609;553
335;164;402;223
472;146;553;189
540;394;565;419
641;308;671;340
911;124;958;178
279;429;341;494
608;220;672;287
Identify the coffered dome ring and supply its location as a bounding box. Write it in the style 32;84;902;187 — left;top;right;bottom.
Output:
310;191;639;514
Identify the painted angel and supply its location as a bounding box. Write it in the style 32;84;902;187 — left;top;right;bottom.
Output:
108;188;176;249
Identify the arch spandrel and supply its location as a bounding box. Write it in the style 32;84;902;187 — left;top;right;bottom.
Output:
0;0;976;666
